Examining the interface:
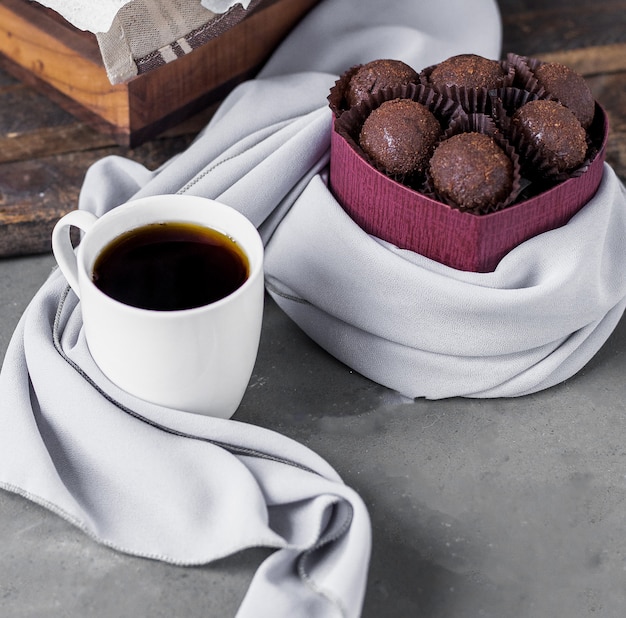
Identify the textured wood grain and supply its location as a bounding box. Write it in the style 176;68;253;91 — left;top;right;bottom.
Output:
499;0;626;57
0;0;319;145
587;71;626;179
0;0;130;129
0;134;196;257
535;44;626;75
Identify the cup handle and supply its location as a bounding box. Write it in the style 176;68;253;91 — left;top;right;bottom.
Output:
51;210;99;298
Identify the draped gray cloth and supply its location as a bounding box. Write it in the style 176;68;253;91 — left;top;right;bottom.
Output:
78;0;625;399
3;1;625;617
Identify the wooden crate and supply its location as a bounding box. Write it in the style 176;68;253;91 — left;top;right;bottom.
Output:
0;0;318;146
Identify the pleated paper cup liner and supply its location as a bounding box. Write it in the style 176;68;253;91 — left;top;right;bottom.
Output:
492;87;605;182
327;64;362;119
422;113;522;215
489;86;542;133
419;59;515;114
506;52;549;97
327;61;423;120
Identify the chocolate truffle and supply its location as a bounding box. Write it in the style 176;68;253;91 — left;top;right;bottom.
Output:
428;53;506;90
429;132;514;210
359;98;441;177
533;62;595;128
512;99;588;173
347;59;419;107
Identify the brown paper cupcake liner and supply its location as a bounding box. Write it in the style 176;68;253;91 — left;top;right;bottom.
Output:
419;59;515;114
327;64;362;119
491;87;606;182
509;122;592;182
333;82;462;188
489;86;542;133
505;53;550;97
423;113;522;215
327;60;422;119
506;52;596;131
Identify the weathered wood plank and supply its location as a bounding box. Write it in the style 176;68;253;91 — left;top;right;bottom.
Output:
0;57;221;257
0;99;218;165
0;77;76;136
0;135;196;257
0;0;131;130
536;43;626;76
587;71;626;179
499;0;626;57
0;124;115;165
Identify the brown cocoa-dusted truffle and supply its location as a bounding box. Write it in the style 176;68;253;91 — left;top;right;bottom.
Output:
512;99;588;173
533;62;595;128
359;98;441;177
429;132;514;210
347;59;419;107
428;53;506;90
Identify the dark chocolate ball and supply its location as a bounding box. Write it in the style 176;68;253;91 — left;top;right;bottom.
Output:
347;59;419;107
359;98;441;177
428;53;506;90
512;99;588;173
533;62;595;128
429;132;514;210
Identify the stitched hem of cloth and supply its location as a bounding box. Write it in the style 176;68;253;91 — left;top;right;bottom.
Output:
0;478;282;565
297;500;353;617
52;284;317;475
48;284;359;606
265;278;311;305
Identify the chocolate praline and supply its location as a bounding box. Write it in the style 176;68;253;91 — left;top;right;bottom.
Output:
512;99;588;173
428;53;506;90
533;62;595;128
359;98;441;177
429;132;514;210
347;59;419;108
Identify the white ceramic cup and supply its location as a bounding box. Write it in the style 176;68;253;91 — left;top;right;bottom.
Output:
52;194;264;419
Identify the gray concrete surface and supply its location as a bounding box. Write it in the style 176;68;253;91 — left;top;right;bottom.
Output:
2;251;626;617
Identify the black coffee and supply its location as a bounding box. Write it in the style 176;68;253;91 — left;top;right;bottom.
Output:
92;222;249;311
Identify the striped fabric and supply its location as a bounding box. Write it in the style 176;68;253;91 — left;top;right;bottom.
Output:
135;0;268;75
95;0;272;84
